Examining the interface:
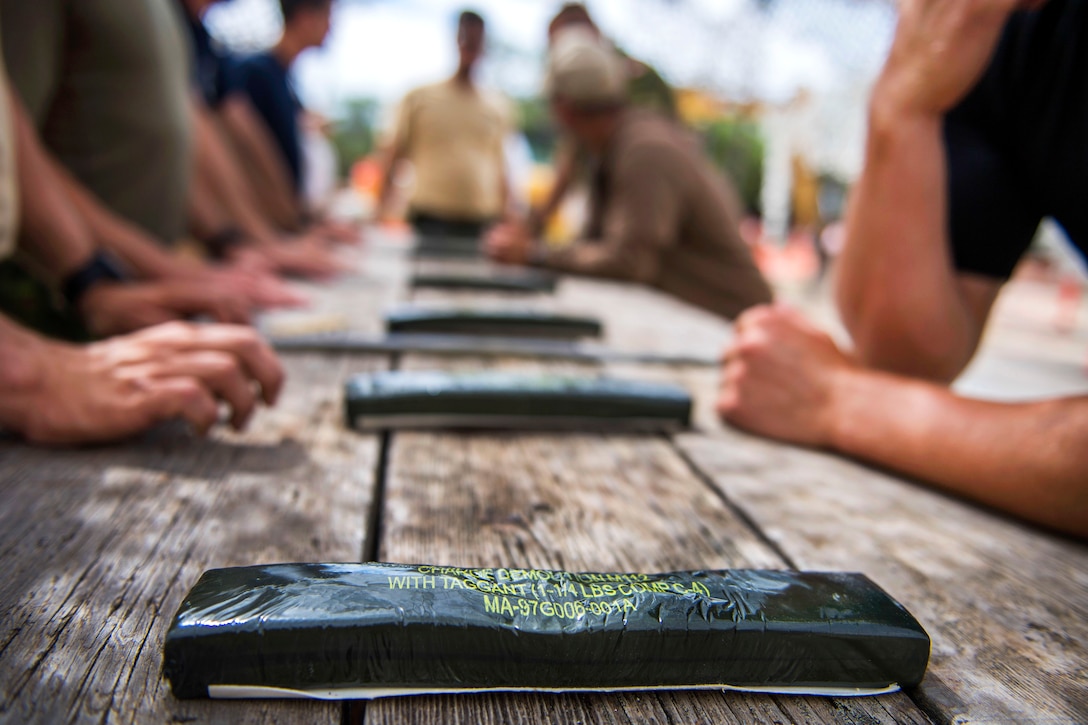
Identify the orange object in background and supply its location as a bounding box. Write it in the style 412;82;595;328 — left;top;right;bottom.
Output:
351;156;382;200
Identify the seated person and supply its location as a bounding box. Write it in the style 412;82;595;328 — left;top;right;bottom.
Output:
487;30;772;321
0;47;282;445
717;0;1087;539
376;11;511;239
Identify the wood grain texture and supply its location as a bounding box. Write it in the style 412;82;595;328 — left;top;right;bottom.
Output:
0;353;387;725
676;429;1088;725
260;240;412;338
361;354;931;725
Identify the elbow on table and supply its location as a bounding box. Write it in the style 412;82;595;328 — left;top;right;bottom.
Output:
839;296;974;384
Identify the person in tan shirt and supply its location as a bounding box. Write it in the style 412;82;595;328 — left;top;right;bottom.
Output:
377;11;509;239
487;30;772;321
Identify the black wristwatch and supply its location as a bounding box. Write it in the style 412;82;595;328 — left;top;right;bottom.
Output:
61;251;129;307
205;226;247;259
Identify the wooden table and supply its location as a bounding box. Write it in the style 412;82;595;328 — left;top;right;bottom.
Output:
1;234;1085;724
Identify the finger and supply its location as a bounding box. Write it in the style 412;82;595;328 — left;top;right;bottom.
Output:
247;279;310;309
149;350;259;429
144;376;220;435
715;387;739;421
147;323;286;406
207;295;252;326
732;304;771;335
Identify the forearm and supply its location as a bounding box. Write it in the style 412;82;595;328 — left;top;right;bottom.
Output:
53;164;187;280
532;152;575;228
10;91;94;279
375;147;403;218
836;102;985;382
0;312;51;432
829;369;1088;538
535;239;648;281
219;98;301;231
191;100;280;244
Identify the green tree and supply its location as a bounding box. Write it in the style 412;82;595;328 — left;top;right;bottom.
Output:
700;116;765;215
331;97;381;179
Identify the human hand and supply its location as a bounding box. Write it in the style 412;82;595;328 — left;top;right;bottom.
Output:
312;219;364;245
79;281;253;336
203;265;310;310
717;305;858;448
873;0;1044;118
233;236;349;280
484;221;534;265
6;321;284;444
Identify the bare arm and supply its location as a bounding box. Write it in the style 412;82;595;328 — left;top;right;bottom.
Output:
375;96;411;222
835;0;1025;382
534;144;677;281
719;306;1088;539
51;160;191;280
375;143;407;223
190;96;281;246
8;85;94;279
529;143;576;234
218;96;302;231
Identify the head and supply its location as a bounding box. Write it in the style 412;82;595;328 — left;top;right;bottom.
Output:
545;29;627;150
547;3;599;46
457;11;486;75
280;0;334;49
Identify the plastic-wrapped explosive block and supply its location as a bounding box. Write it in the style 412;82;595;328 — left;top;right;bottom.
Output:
163;563;931;700
410;270;557;294
344;371;692;431
385;307;603;340
412;236;483;259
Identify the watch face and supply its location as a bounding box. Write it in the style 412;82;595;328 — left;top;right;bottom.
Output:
385;308;603;339
344;371;692;431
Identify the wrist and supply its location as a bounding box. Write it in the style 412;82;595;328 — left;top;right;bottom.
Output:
0;326;62;433
868;80;943;140
62;251;130;309
205;226;248;259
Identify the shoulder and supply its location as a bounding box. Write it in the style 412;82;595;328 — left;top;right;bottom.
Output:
406;81;448;102
235;52;279;84
617;113;686;160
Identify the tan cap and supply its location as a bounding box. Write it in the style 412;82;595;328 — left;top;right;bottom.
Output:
544;28;627;107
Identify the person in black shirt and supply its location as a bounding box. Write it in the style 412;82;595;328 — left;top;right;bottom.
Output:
235;0;333;197
176;0;347;276
717;0;1087;539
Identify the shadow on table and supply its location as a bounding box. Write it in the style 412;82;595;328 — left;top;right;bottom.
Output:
0;422;312;479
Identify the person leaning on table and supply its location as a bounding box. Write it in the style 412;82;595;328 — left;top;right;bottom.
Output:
717;0;1087;539
486;29;773;321
0;41;283;445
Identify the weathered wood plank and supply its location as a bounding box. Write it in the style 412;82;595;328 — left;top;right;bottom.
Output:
0;352;388;725
362;355;931;725
260;236;413;338
676;428;1088;725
